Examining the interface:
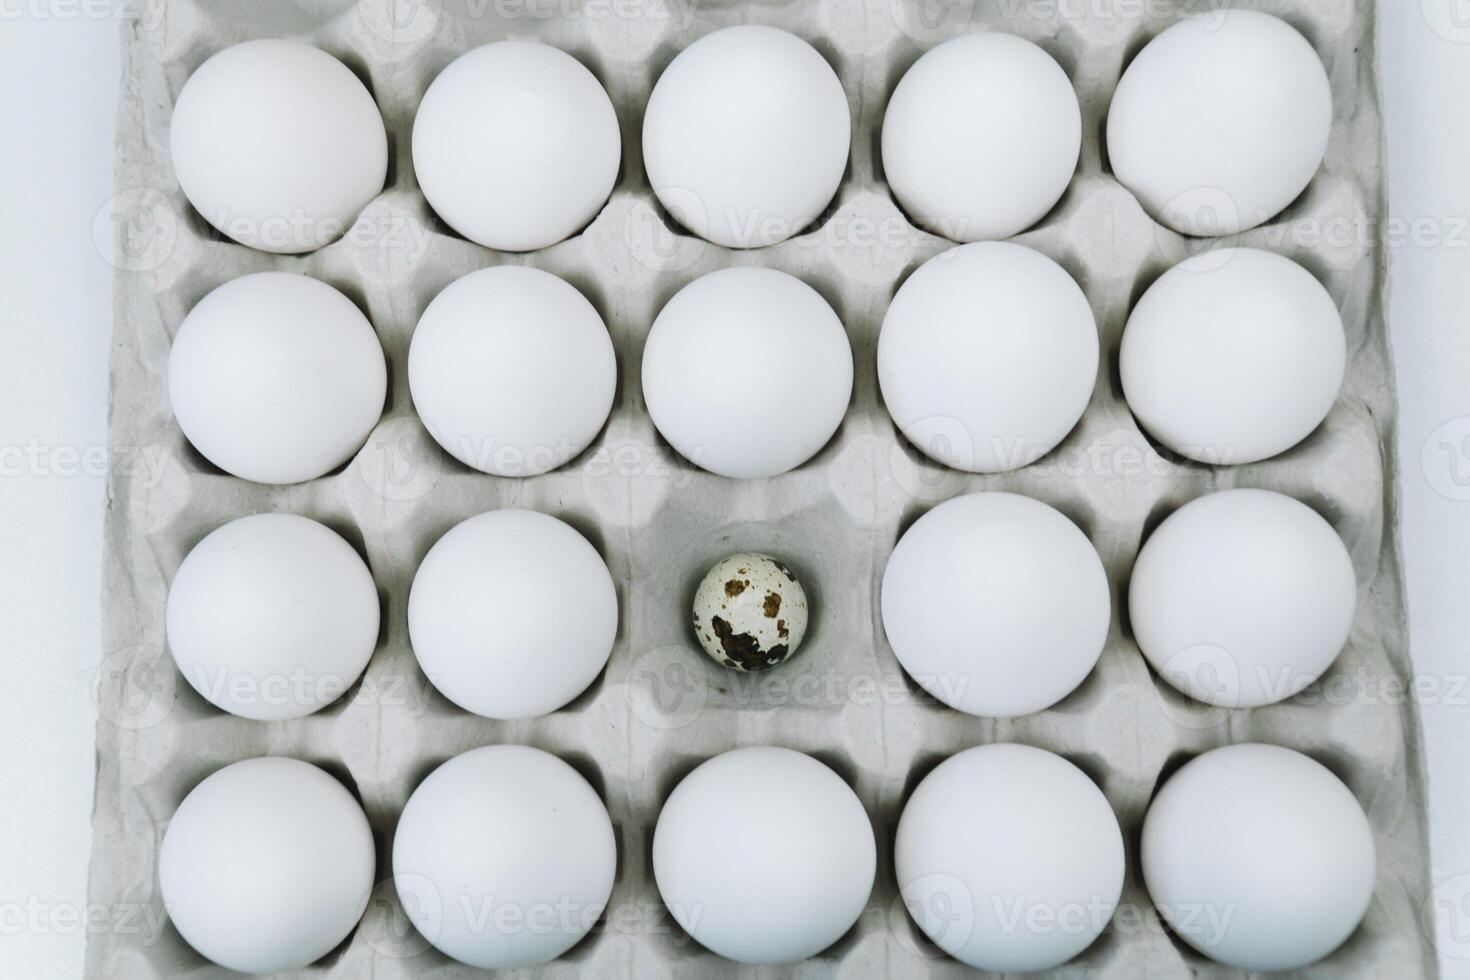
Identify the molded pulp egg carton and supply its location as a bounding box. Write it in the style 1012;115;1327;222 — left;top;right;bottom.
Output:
91;0;1435;976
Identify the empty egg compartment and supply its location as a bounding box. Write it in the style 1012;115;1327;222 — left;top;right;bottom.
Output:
92;0;1432;976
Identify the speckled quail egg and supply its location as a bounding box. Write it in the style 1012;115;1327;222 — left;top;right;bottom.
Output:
692;553;808;671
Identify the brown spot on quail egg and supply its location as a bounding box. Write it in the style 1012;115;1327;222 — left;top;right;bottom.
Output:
692;552;809;672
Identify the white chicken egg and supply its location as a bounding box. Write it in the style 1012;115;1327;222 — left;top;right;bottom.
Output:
878;242;1097;473
652;747;875;964
895;744;1124;972
168;272;387;484
882;32;1081;242
393;746;617;970
166;513;379;721
691;553;809;672
1107;11;1332;236
1142;743;1376;970
159;757;375;974
642;267;853;478
643;25;850;248
1129;488;1356;709
408;266;616;477
407;510;617;720
881;492;1110;718
1121;248;1345;464
412;41;620;252
170;40;387;253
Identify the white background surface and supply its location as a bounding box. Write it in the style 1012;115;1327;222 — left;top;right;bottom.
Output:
0;4;1466;977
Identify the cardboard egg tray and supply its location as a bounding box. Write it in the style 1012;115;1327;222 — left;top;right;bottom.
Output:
90;0;1435;976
